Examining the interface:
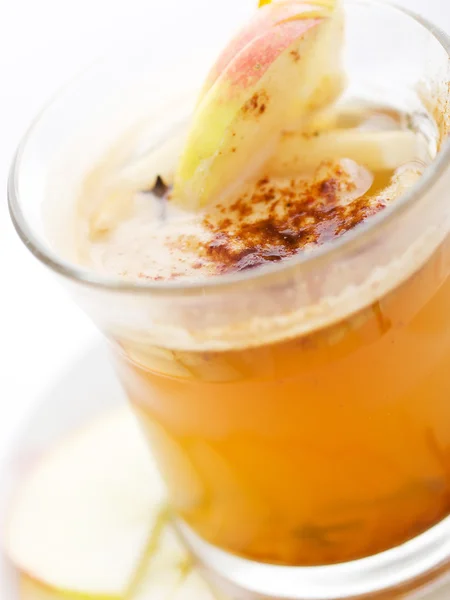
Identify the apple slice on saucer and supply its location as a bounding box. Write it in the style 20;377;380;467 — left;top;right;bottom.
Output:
6;409;165;598
7;408;223;600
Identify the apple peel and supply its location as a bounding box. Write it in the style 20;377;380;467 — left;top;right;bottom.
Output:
173;0;344;210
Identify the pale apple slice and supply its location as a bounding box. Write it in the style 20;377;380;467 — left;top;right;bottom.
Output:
271;129;429;176
114;122;189;194
9;409;227;600
6;409;166;598
173;0;344;210
83;121;187;240
88;184;135;239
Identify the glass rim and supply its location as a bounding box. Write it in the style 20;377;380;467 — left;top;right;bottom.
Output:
8;0;450;298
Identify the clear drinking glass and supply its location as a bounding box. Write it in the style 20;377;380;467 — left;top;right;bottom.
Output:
8;1;450;598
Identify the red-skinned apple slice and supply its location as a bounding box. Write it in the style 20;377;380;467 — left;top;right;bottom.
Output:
173;0;344;210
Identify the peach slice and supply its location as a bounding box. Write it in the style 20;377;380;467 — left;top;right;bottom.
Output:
173;0;344;210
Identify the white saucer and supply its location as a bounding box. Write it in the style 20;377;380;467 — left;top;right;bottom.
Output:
2;342;450;600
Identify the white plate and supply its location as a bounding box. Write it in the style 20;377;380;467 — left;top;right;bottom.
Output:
0;342;127;599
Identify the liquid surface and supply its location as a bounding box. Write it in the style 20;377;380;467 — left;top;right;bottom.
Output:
75;103;432;283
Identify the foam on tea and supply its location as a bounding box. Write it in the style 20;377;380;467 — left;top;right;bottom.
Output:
72;97;431;282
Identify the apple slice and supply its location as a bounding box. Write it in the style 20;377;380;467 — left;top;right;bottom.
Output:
9;408;227;600
6;409;165;598
173;0;344;210
270;129;429;176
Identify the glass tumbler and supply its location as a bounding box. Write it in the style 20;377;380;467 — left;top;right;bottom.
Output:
8;1;450;598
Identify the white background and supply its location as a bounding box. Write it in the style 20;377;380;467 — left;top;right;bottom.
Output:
0;0;449;462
